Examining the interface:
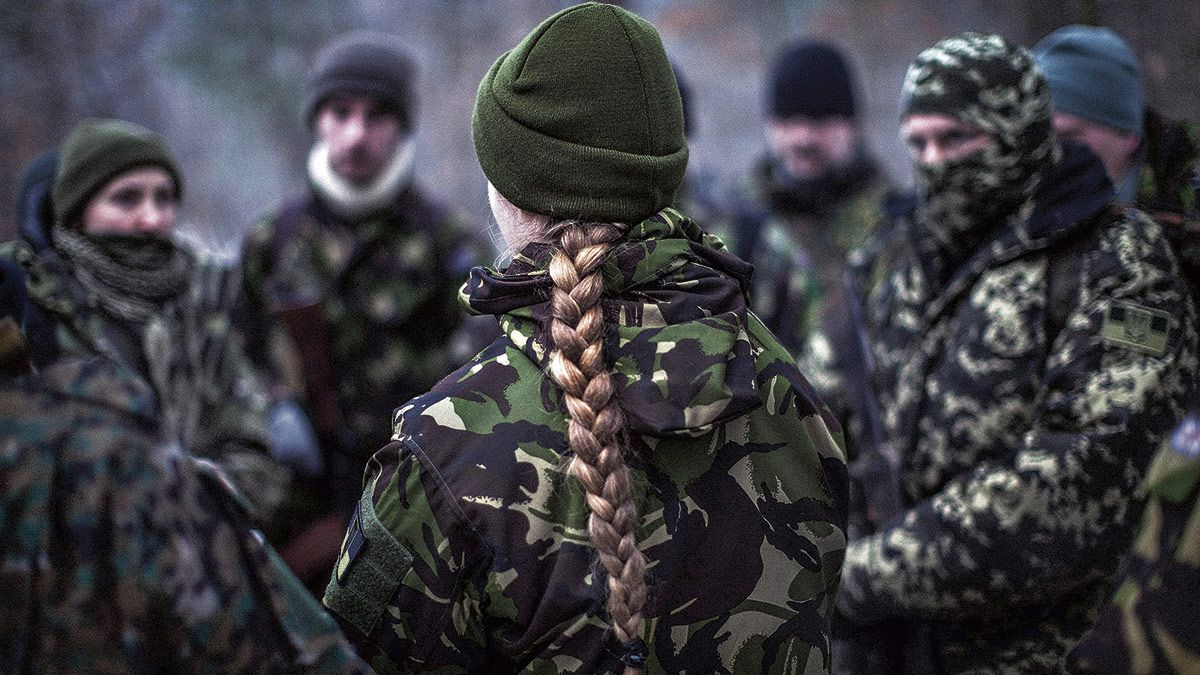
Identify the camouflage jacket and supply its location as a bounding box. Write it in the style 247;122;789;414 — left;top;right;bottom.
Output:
323;209;850;674
715;153;891;357
0;240;285;523
814;143;1198;671
238;187;486;483
1067;406;1200;674
0;358;366;673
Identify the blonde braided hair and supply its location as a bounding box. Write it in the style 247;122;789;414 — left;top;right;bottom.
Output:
546;220;647;673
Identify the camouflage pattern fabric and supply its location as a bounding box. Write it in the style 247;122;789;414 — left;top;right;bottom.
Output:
811;138;1199;671
903;33;1059;249
238;187;487;486
0;358;366;673
0;240;286;523
323;208;849;674
715;152;891;357
1068;409;1200;674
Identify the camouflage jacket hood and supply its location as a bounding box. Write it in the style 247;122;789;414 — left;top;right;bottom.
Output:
463;209;761;438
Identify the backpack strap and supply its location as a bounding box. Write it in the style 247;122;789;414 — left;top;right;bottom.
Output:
1043;206;1117;345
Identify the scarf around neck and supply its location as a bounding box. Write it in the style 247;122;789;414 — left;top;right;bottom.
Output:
52;229;194;321
307;136;415;221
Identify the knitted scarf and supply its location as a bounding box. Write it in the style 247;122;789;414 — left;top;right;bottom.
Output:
52;229;194;321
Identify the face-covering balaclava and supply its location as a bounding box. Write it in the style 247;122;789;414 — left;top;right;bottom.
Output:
902;32;1059;253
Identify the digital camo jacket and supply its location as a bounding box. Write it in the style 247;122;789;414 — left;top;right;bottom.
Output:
1069;407;1200;674
323;209;849;673
812;143;1198;671
238;187;486;498
0;358;366;673
0;240;286;523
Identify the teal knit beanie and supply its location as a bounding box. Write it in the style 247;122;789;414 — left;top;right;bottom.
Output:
53;118;182;228
1033;25;1144;135
472;2;688;224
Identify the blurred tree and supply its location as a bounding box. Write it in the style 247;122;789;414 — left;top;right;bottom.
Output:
0;0;165;233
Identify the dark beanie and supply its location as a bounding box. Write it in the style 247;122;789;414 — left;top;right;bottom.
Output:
52;119;182;228
1033;25;1143;135
304;31;416;131
472;2;688;224
767;41;857;120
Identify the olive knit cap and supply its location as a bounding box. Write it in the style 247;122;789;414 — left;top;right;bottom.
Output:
52;118;181;228
472;2;688;223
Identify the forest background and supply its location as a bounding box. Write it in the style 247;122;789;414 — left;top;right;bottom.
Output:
2;0;1196;253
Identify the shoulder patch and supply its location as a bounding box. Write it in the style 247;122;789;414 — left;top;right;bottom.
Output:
1102;300;1171;357
323;494;413;639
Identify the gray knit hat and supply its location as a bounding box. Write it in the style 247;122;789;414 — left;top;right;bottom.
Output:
304;31;416;131
1033;25;1144;135
472;3;688;224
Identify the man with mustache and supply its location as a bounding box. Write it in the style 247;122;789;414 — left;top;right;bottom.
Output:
237;31;486;589
726;41;893;357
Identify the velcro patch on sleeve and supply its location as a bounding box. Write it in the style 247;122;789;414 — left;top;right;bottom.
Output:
1101;300;1171;357
323;495;414;638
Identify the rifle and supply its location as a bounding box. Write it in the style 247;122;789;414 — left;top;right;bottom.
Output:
838;266;904;528
830;259;936;675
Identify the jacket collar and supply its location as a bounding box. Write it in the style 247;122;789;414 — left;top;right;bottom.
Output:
463;208;762;438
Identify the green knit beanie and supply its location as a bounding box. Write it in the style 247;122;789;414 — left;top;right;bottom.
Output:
472;2;688;224
53;118;182;228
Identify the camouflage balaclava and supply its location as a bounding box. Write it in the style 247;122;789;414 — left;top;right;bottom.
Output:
902;33;1058;250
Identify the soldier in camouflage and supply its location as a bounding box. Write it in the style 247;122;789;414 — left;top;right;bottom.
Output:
720;41;893;357
1033;24;1200;304
807;33;1198;672
0;357;367;673
323;4;849;673
1067;402;1200;673
0;119;287;524
237;31;489;583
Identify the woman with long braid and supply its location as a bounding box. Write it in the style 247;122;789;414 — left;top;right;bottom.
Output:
323;4;848;673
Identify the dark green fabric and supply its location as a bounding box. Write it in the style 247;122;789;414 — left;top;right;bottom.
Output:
52;118;181;228
471;2;687;224
324;491;413;639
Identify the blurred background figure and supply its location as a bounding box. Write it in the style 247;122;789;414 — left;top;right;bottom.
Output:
1068;395;1200;672
1034;23;1199;301
0;357;366;673
235;31;490;590
0;119;288;526
1;3;1197;251
724;40;893;357
816;32;1197;673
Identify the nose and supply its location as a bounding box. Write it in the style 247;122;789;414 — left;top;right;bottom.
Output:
790;123;817;146
136;201;173;234
919;143;943;165
341;112;368;145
